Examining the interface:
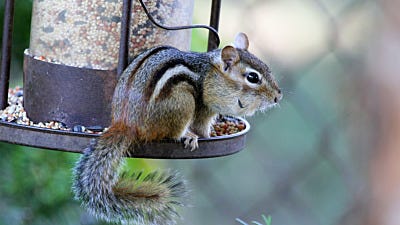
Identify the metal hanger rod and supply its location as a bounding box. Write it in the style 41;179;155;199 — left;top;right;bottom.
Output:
207;0;221;51
117;0;133;77
0;0;15;109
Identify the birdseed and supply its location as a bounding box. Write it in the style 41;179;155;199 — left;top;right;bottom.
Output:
29;0;194;70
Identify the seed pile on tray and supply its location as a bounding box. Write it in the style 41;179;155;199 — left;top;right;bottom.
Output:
0;87;103;134
29;0;192;70
211;115;246;137
0;87;246;137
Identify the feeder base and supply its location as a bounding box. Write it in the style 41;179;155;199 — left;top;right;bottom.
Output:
23;52;117;128
0;118;249;159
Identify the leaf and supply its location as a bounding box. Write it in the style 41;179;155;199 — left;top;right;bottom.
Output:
262;214;272;225
236;218;249;225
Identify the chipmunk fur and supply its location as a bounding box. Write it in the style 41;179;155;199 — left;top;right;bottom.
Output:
72;33;282;225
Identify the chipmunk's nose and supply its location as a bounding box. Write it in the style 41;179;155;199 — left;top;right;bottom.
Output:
274;88;283;103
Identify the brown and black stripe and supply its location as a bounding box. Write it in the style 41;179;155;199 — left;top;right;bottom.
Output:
126;46;211;103
125;46;173;90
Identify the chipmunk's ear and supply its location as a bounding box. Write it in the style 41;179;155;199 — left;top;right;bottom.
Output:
233;32;249;50
221;46;239;71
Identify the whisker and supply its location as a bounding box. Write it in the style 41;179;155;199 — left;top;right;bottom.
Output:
281;89;295;96
276;74;285;82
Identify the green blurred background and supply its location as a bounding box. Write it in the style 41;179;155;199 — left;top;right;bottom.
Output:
1;0;400;225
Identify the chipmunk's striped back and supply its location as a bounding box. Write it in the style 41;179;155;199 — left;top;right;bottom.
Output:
112;46;213;125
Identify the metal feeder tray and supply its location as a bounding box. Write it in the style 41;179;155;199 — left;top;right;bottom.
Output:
0;117;249;159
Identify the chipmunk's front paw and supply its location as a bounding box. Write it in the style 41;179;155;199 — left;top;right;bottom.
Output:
182;131;199;151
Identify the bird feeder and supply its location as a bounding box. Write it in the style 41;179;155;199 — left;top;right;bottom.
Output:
0;0;249;159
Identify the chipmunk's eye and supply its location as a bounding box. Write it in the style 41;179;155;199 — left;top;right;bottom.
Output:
246;72;260;84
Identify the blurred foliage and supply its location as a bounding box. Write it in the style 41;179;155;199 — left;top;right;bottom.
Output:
190;29;208;52
0;141;157;225
0;143;83;225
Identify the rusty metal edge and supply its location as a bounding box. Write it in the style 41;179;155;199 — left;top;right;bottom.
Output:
0;118;250;159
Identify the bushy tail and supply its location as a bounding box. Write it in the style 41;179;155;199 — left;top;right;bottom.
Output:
72;135;187;225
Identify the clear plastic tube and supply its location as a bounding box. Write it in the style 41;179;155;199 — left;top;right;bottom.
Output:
29;0;194;70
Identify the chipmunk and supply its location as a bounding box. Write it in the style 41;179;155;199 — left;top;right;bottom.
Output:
72;33;282;225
